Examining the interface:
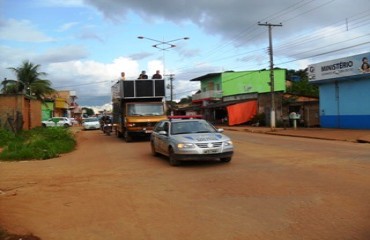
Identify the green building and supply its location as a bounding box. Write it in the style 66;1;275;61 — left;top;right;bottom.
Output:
190;69;286;126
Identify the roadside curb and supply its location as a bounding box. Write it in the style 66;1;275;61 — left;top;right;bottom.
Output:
222;127;370;143
265;131;358;143
357;135;370;143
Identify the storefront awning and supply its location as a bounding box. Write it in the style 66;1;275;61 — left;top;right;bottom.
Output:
227;100;257;126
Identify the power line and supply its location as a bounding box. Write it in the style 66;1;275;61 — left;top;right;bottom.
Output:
54;80;113;89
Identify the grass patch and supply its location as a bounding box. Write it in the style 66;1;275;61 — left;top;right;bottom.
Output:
0;227;41;240
0;127;76;161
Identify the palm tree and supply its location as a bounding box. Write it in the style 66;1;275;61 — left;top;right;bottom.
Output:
4;60;55;101
1;78;14;93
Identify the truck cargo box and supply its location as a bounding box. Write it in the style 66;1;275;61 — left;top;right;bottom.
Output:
112;79;165;100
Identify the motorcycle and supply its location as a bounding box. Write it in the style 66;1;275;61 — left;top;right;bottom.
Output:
103;123;112;136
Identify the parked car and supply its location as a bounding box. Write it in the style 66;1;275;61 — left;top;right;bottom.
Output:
69;118;79;125
150;119;234;166
42;117;72;128
82;117;100;130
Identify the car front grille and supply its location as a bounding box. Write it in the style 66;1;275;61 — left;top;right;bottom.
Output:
134;122;155;127
195;142;222;148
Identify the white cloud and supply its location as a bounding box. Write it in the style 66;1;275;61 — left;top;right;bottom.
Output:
0;18;54;42
57;22;79;32
35;45;89;63
147;60;163;77
35;0;84;7
45;57;140;104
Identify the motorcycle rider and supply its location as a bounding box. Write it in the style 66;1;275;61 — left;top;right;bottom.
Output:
102;116;112;134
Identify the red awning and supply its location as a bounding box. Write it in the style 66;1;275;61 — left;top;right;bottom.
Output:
227;100;257;126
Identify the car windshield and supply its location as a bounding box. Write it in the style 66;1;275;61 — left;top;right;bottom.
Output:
127;103;164;116
171;121;216;135
84;118;98;122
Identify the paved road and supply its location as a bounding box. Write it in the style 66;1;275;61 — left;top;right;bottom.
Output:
1;129;370;240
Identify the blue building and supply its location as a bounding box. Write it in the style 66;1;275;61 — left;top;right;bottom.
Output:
308;52;370;129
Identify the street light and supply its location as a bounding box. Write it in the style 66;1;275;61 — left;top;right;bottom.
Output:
137;36;189;115
137;36;189;76
137;36;189;52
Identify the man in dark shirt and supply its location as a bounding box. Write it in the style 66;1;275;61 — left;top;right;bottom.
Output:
152;70;162;79
138;70;148;79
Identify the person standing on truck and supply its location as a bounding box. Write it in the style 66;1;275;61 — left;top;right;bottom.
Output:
138;70;148;79
120;72;126;80
151;70;162;79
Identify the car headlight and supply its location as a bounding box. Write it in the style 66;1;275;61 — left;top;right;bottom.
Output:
177;143;195;149
224;140;233;146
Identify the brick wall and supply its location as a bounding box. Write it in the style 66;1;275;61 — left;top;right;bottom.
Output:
0;94;42;130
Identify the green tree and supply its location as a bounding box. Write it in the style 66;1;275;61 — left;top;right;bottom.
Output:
286;68;318;97
2;60;55;100
1;78;18;94
82;107;95;116
178;96;192;104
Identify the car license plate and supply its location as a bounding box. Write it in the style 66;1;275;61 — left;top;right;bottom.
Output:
204;149;219;154
145;130;153;133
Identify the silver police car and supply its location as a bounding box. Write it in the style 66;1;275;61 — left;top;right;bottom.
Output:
150;119;234;166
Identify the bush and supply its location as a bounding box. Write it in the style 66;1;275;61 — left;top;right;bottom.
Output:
0;128;16;147
0;127;76;161
0;227;41;240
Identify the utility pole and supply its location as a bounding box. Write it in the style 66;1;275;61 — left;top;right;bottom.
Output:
258;22;282;129
168;74;175;116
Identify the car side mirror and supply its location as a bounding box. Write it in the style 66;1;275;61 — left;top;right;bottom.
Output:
158;130;167;135
217;128;224;133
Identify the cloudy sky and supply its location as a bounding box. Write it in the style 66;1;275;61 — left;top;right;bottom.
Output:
1;0;369;110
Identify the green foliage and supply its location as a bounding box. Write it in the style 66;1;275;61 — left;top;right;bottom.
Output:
82;107;95;116
178;96;192;104
0;128;16;147
287;79;319;97
0;127;76;161
0;227;41;240
286;69;319;97
3;60;56;101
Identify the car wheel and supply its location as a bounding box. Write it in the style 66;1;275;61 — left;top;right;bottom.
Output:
169;147;180;166
116;130;123;138
64;124;70;128
42;123;47;127
220;157;232;163
124;131;132;142
151;141;158;156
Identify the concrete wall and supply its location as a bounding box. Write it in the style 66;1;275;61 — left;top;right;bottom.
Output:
222;70;286;97
319;78;370;129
